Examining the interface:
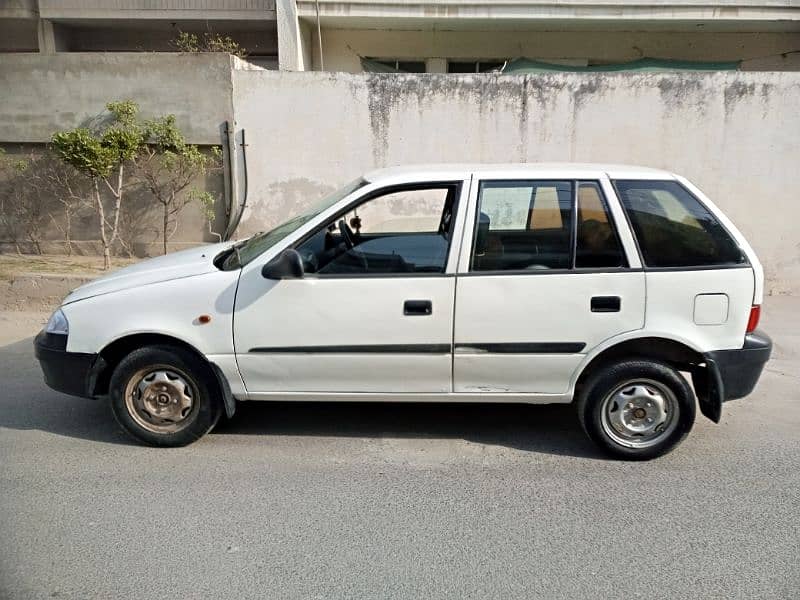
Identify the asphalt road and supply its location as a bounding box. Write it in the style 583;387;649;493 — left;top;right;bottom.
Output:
1;299;798;600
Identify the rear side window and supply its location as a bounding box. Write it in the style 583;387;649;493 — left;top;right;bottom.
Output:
471;180;573;271
614;180;746;268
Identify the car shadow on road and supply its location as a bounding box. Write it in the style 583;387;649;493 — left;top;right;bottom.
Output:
0;337;139;446
4;336;604;458
215;400;604;459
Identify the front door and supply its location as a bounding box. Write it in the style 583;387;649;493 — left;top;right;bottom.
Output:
453;177;646;395
234;181;466;396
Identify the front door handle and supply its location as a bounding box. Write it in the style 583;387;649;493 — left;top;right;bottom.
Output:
591;296;621;312
404;299;432;316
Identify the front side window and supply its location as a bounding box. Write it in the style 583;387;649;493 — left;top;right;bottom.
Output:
225;177;367;269
295;184;459;275
471;180;574;271
614;180;746;268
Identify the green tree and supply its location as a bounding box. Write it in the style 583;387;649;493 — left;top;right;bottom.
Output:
51;101;144;268
173;30;247;58
134;115;221;254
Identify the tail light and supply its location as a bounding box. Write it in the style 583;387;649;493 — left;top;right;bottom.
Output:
746;305;761;333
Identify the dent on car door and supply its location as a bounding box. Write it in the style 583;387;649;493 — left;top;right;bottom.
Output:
453;178;646;394
233;181;466;396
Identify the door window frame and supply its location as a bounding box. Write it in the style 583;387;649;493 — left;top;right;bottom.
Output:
457;175;641;275
289;180;467;279
573;180;628;269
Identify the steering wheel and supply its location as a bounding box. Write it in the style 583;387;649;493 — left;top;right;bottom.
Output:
338;219;355;250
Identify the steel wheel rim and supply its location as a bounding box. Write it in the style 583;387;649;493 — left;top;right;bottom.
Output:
124;365;199;434
599;378;680;449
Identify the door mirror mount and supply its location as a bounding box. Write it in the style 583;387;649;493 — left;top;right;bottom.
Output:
261;249;304;280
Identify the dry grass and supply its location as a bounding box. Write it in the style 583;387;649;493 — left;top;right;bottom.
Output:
0;253;139;281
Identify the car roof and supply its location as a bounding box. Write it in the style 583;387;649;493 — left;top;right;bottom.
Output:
363;162;676;185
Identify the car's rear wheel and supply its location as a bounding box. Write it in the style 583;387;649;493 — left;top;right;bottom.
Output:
109;345;222;447
576;359;696;460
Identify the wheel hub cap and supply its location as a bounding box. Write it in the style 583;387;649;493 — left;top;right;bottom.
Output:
125;367;196;434
600;378;679;449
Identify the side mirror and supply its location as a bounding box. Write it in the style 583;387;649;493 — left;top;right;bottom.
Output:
261;249;304;280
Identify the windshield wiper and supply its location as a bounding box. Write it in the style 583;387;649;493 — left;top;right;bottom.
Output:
215;241;245;271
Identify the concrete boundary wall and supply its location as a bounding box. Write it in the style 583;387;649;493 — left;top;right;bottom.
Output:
0;53;236;145
1;55;798;293
0;53;238;256
232;70;800;294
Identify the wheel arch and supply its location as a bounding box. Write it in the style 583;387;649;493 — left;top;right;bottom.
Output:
90;332;236;418
571;334;721;423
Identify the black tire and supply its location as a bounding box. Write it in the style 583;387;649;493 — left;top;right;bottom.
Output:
576;359;696;460
109;345;222;447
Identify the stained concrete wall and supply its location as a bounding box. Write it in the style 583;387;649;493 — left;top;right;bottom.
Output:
232;70;800;295
0;53;236;255
0;143;226;256
0;53;236;145
2;54;799;292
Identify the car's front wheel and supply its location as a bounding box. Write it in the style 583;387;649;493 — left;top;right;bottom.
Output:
109;345;222;447
576;360;696;460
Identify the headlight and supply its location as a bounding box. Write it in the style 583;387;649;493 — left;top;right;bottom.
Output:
45;309;69;335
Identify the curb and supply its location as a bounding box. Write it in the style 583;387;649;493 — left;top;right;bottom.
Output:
0;272;95;312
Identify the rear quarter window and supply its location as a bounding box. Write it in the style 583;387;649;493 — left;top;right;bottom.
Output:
613;179;746;268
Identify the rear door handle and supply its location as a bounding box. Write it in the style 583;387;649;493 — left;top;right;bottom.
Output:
591;296;621;312
404;300;432;316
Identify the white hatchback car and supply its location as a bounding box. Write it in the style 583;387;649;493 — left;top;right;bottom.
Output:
35;163;771;459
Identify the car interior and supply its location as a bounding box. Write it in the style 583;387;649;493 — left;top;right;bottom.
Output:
295;184;460;275
293;180;626;275
473;181;625;271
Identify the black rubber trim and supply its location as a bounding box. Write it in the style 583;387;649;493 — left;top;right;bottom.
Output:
458;268;642;277
304;272;456;279
250;342;586;354
455;342;586;353
643;264;752;272
210;362;237;419
249;344;451;354
86;354;108;397
691;361;723;424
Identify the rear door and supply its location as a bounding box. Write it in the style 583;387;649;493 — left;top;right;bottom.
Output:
453;173;646;394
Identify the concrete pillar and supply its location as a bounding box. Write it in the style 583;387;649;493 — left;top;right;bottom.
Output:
426;58;447;73
37;19;69;54
299;20;313;70
277;0;301;70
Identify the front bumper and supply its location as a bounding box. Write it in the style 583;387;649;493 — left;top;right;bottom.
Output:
706;330;772;402
34;330;98;398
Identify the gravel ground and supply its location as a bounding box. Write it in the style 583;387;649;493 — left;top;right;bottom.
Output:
0;298;798;599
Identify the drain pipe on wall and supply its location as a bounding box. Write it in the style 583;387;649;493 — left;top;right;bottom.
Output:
220;121;234;238
223;126;249;241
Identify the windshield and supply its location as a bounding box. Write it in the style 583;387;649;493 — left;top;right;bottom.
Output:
225;177;368;268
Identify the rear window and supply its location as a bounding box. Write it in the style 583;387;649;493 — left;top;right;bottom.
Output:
614;180;746;268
